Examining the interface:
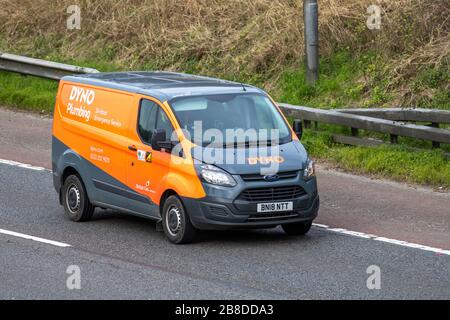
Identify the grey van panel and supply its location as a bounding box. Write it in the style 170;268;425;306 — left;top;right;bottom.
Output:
191;140;308;175
52;136;160;220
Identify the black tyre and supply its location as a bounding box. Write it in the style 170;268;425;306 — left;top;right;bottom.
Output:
281;221;312;235
62;174;95;222
162;195;196;244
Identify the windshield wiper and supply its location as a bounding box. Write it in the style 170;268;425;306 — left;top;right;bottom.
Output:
201;139;278;149
221;140;275;149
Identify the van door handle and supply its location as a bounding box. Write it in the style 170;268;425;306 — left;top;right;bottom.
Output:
128;145;137;152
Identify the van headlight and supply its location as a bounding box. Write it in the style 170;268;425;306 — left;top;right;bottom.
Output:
303;159;315;179
199;164;237;187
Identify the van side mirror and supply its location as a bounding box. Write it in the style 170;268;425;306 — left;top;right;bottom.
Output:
151;129;173;152
292;119;303;140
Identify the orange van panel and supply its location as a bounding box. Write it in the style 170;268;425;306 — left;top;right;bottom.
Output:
53;81;205;207
54;82;134;186
123;94;206;204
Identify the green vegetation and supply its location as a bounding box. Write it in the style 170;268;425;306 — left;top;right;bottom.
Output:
278;52;449;110
279;52;370;108
0;72;58;113
300;129;450;187
1;50;447;114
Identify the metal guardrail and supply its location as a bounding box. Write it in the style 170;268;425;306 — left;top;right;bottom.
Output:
0;53;448;147
278;103;450;146
0;52;99;80
336;108;450;125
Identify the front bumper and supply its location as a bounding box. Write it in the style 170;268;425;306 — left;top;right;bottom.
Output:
181;175;319;230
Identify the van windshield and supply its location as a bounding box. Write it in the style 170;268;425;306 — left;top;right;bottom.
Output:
169;93;291;147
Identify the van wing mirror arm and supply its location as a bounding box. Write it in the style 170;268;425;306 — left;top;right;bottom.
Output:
157;140;174;151
151;129;173;152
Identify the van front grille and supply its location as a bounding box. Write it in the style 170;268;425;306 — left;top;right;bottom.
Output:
238;186;306;202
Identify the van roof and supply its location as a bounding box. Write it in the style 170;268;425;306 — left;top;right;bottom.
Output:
62;71;265;101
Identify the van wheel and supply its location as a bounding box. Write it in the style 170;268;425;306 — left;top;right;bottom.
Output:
162;195;196;244
62;174;95;222
281;221;312;235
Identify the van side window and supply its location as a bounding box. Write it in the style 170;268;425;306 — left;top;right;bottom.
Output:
138;100;158;143
156;108;174;141
138;99;176;144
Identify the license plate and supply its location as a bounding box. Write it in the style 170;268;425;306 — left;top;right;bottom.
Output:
257;202;293;213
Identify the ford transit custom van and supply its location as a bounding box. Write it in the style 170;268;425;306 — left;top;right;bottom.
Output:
52;72;319;243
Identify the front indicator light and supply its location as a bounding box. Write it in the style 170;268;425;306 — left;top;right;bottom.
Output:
303;159;315;179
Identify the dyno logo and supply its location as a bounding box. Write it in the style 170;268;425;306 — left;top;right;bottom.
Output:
69;86;96;106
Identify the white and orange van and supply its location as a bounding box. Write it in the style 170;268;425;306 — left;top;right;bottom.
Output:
52;72;319;243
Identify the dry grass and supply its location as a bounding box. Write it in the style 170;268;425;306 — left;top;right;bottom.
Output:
0;0;449;103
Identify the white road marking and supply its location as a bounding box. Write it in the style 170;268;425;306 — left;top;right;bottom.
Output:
1;158;448;256
313;224;450;256
0;159;49;171
311;223;329;228
0;228;71;248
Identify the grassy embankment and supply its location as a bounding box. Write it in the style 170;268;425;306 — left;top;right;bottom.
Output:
0;0;449;187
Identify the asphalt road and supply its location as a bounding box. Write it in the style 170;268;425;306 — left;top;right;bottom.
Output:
1;107;449;248
0;107;449;299
0;164;449;299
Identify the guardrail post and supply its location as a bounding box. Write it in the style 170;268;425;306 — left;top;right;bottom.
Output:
303;0;319;85
390;134;398;144
430;122;440;148
351;127;359;137
303;120;312;129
